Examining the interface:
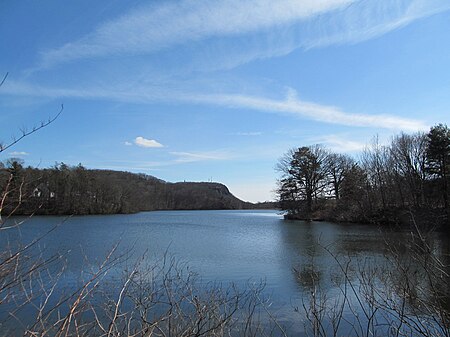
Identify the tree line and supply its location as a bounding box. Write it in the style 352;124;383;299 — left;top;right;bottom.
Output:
276;124;450;226
0;162;253;215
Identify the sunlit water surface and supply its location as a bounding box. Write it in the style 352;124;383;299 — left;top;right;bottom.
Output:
1;210;448;335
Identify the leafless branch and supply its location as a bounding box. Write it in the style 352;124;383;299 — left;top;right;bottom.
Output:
0;104;63;153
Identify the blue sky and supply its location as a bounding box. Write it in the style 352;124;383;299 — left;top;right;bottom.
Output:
1;0;449;202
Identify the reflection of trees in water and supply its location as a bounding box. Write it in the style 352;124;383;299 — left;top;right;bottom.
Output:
280;221;379;292
334;225;450;311
280;220;450;335
295;265;322;290
388;231;450;318
279;220;327;292
437;235;450;312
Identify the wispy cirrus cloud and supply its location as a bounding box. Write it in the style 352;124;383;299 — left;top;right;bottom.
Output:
1;81;428;132
189;88;428;131
38;0;353;68
170;151;231;163
7;0;443;136
36;0;450;72
313;134;366;152
233;132;262;136
303;0;450;49
9;151;29;156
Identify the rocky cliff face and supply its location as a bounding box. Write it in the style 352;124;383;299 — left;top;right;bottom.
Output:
164;182;251;210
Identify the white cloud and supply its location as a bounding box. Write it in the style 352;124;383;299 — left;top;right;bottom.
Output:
303;0;450;49
234;132;262;136
135;136;164;148
36;0;450;71
38;0;353;68
189;88;428;131
1;81;428;132
170;151;231;163
9;151;29;156
314;134;366;152
5;1;443;136
124;141;132;146
181;0;450;73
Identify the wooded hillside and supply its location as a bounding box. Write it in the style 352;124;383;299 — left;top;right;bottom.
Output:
0;163;257;215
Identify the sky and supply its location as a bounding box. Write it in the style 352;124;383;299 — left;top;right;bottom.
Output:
0;0;449;202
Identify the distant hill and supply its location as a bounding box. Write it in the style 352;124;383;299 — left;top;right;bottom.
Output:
165;182;252;210
0;163;275;215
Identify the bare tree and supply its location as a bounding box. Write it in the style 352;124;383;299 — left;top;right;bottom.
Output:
325;153;356;201
360;136;391;209
390;132;428;207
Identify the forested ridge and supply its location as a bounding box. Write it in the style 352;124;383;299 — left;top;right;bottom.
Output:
277;124;450;228
0;163;264;215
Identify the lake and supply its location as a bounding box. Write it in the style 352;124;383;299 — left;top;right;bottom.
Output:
1;210;448;336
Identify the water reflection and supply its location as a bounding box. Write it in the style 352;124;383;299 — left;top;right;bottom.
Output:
279;219;450;335
0;211;448;336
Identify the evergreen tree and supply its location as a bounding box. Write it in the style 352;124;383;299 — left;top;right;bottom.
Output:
277;145;329;215
426;124;450;209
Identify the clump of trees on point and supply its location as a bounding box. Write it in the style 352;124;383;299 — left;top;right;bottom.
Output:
276;124;450;225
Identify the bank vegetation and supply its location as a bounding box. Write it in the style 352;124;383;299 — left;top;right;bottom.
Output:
276;124;450;228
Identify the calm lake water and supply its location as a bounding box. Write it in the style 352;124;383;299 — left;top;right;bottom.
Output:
1;210;448;335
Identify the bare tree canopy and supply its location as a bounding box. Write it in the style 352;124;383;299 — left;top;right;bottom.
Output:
276;124;450;225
